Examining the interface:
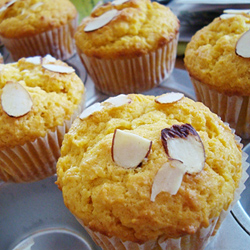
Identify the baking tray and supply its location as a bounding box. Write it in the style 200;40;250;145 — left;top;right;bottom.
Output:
0;51;249;250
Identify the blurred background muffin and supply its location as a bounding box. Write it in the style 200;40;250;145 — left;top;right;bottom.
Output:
0;55;85;182
56;93;246;250
74;0;180;95
184;10;250;140
0;0;78;61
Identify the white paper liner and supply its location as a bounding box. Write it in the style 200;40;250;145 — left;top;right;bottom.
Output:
190;76;250;139
0;16;78;61
72;125;249;250
76;217;218;250
0;92;85;183
77;34;179;95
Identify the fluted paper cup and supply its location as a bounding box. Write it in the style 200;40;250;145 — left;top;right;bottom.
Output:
0;93;85;183
0;16;78;61
74;215;218;250
191;76;250;139
77;34;179;95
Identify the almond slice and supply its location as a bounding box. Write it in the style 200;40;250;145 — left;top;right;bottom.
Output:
220;13;237;19
79;102;103;120
112;129;152;169
1;82;33;117
25;56;42;65
42;64;75;73
84;9;118;32
30;2;44;10
235;29;250;58
104;94;132;107
112;0;130;5
0;0;17;13
151;159;186;201
223;9;250;14
42;54;57;64
155;93;184;104
91;1;104;13
220;9;250;19
161;124;205;174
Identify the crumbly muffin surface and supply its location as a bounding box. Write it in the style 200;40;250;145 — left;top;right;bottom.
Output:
56;94;242;243
0;0;77;38
184;14;250;96
74;0;179;59
0;57;84;148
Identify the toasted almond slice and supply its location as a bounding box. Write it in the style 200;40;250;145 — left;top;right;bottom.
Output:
42;64;75;73
79;102;103;120
112;0;130;5
0;0;17;13
1;82;33;117
42;54;57;64
25;56;42;65
155;92;184;104
235;29;250;58
104;94;131;107
112;129;152;169
84;9;118;32
161;124;205;174
151;159;186;201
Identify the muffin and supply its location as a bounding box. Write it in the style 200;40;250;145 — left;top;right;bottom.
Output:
74;0;180;95
0;54;85;183
56;93;248;250
184;9;250;139
0;0;78;61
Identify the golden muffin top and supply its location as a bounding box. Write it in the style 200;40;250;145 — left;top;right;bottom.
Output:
56;93;242;243
74;0;179;59
0;55;84;149
184;12;250;96
0;0;77;38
